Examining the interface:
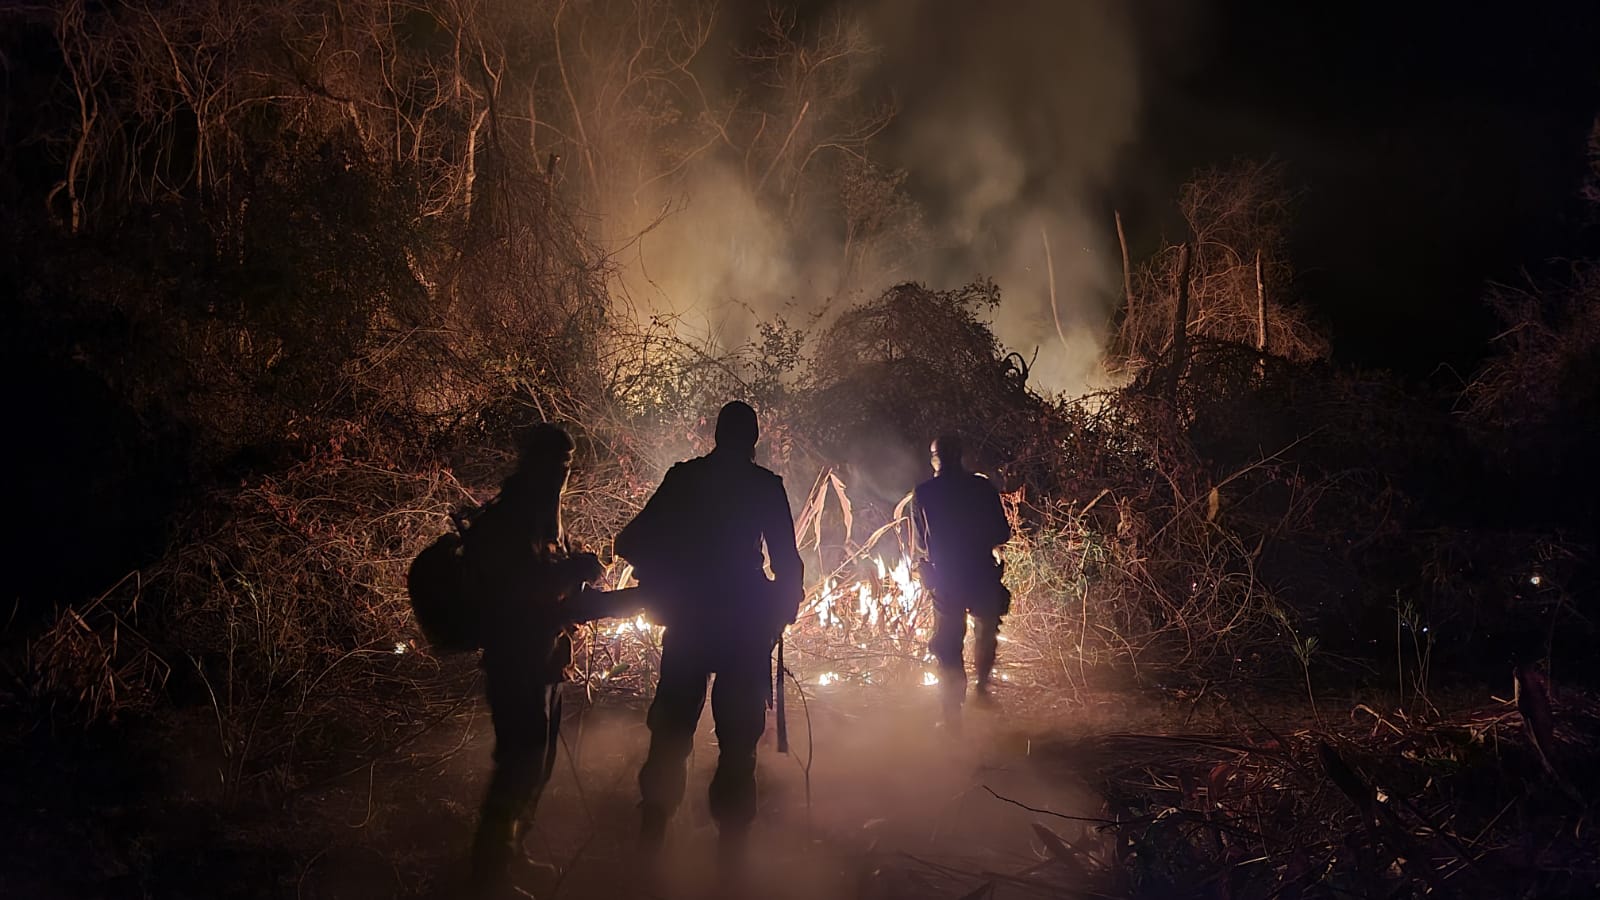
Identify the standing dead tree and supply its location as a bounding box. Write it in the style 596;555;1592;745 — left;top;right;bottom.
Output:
36;0;559;231
46;0;106;234
737;8;893;218
544;0;719;211
19;0;633;455
538;1;905;288
1112;160;1328;374
1165;242;1194;397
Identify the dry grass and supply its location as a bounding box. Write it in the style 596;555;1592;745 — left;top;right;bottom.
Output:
880;685;1600;899
21;571;170;724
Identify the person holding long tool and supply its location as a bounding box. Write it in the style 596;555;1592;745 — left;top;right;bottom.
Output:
613;400;805;873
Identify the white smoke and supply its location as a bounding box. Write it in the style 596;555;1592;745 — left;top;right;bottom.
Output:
590;0;1147;395
868;0;1142;394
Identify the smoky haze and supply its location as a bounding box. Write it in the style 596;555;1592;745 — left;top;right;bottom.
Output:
441;686;1097;899
588;0;1142;395
869;0;1140;393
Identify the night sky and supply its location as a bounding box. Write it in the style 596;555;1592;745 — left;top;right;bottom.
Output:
1126;0;1600;376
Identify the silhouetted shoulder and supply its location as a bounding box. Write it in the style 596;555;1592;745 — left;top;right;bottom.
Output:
653;457;711;490
664;459;699;477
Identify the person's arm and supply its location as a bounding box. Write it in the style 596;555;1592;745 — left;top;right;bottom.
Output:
554;542;605;594
614;464;684;568
910;487;926;557
762;474;805;630
983;480;1012;550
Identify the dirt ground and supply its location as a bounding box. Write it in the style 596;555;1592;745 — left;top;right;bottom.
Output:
14;665;1589;899
1;641;1248;900
281;679;1110;900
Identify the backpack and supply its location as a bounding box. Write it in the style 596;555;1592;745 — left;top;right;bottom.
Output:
406;507;487;654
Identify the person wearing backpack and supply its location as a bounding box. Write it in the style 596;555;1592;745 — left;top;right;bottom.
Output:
615;401;804;873
464;424;602;895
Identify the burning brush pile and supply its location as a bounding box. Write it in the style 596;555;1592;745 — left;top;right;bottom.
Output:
572;472;947;694
573;289;1598;704
571;461;1090;696
573;549;939;694
18;278;1597;829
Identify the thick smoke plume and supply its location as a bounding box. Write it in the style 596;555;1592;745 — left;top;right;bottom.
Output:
868;0;1140;394
576;0;1142;395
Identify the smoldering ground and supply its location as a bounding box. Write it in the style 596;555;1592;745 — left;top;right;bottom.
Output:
290;681;1096;899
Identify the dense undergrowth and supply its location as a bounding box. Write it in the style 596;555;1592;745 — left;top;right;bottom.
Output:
3;2;1599;897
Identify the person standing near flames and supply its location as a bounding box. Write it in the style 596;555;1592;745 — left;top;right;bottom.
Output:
614;400;805;871
465;424;602;895
912;433;1013;728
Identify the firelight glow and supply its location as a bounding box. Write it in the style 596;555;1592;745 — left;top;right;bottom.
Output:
582;555;971;687
589;556;931;646
801;555;928;646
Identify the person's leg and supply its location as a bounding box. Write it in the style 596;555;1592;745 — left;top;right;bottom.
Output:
637;641;710;851
929;601;969;726
473;659;551;892
972;614;1001;704
706;644;772;868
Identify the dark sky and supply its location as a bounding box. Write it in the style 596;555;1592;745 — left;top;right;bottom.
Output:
1125;0;1600;376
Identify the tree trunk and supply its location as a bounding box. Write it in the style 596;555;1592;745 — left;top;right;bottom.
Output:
1255;249;1267;352
1255;250;1268;378
463;107;487;212
1115;209;1133;312
1042;226;1068;356
1168;242;1193;397
527;92;538;161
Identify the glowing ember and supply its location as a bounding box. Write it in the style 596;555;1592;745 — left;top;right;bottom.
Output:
576;553;943;689
1529;574;1543;586
600;614;657;638
798;555;929;648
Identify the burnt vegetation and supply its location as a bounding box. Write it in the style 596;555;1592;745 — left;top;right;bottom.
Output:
2;2;1599;899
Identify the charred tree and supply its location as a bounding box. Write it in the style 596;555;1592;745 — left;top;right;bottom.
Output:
1166;242;1194;398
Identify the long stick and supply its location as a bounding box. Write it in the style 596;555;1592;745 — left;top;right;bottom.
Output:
1168;242;1193;397
1115;210;1133;311
564;585;650;624
775;637;789;753
1254;249;1267;353
1040;227;1070;356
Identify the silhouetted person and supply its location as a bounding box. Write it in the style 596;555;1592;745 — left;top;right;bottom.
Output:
466;424;602;895
614;400;804;870
912;434;1012;728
